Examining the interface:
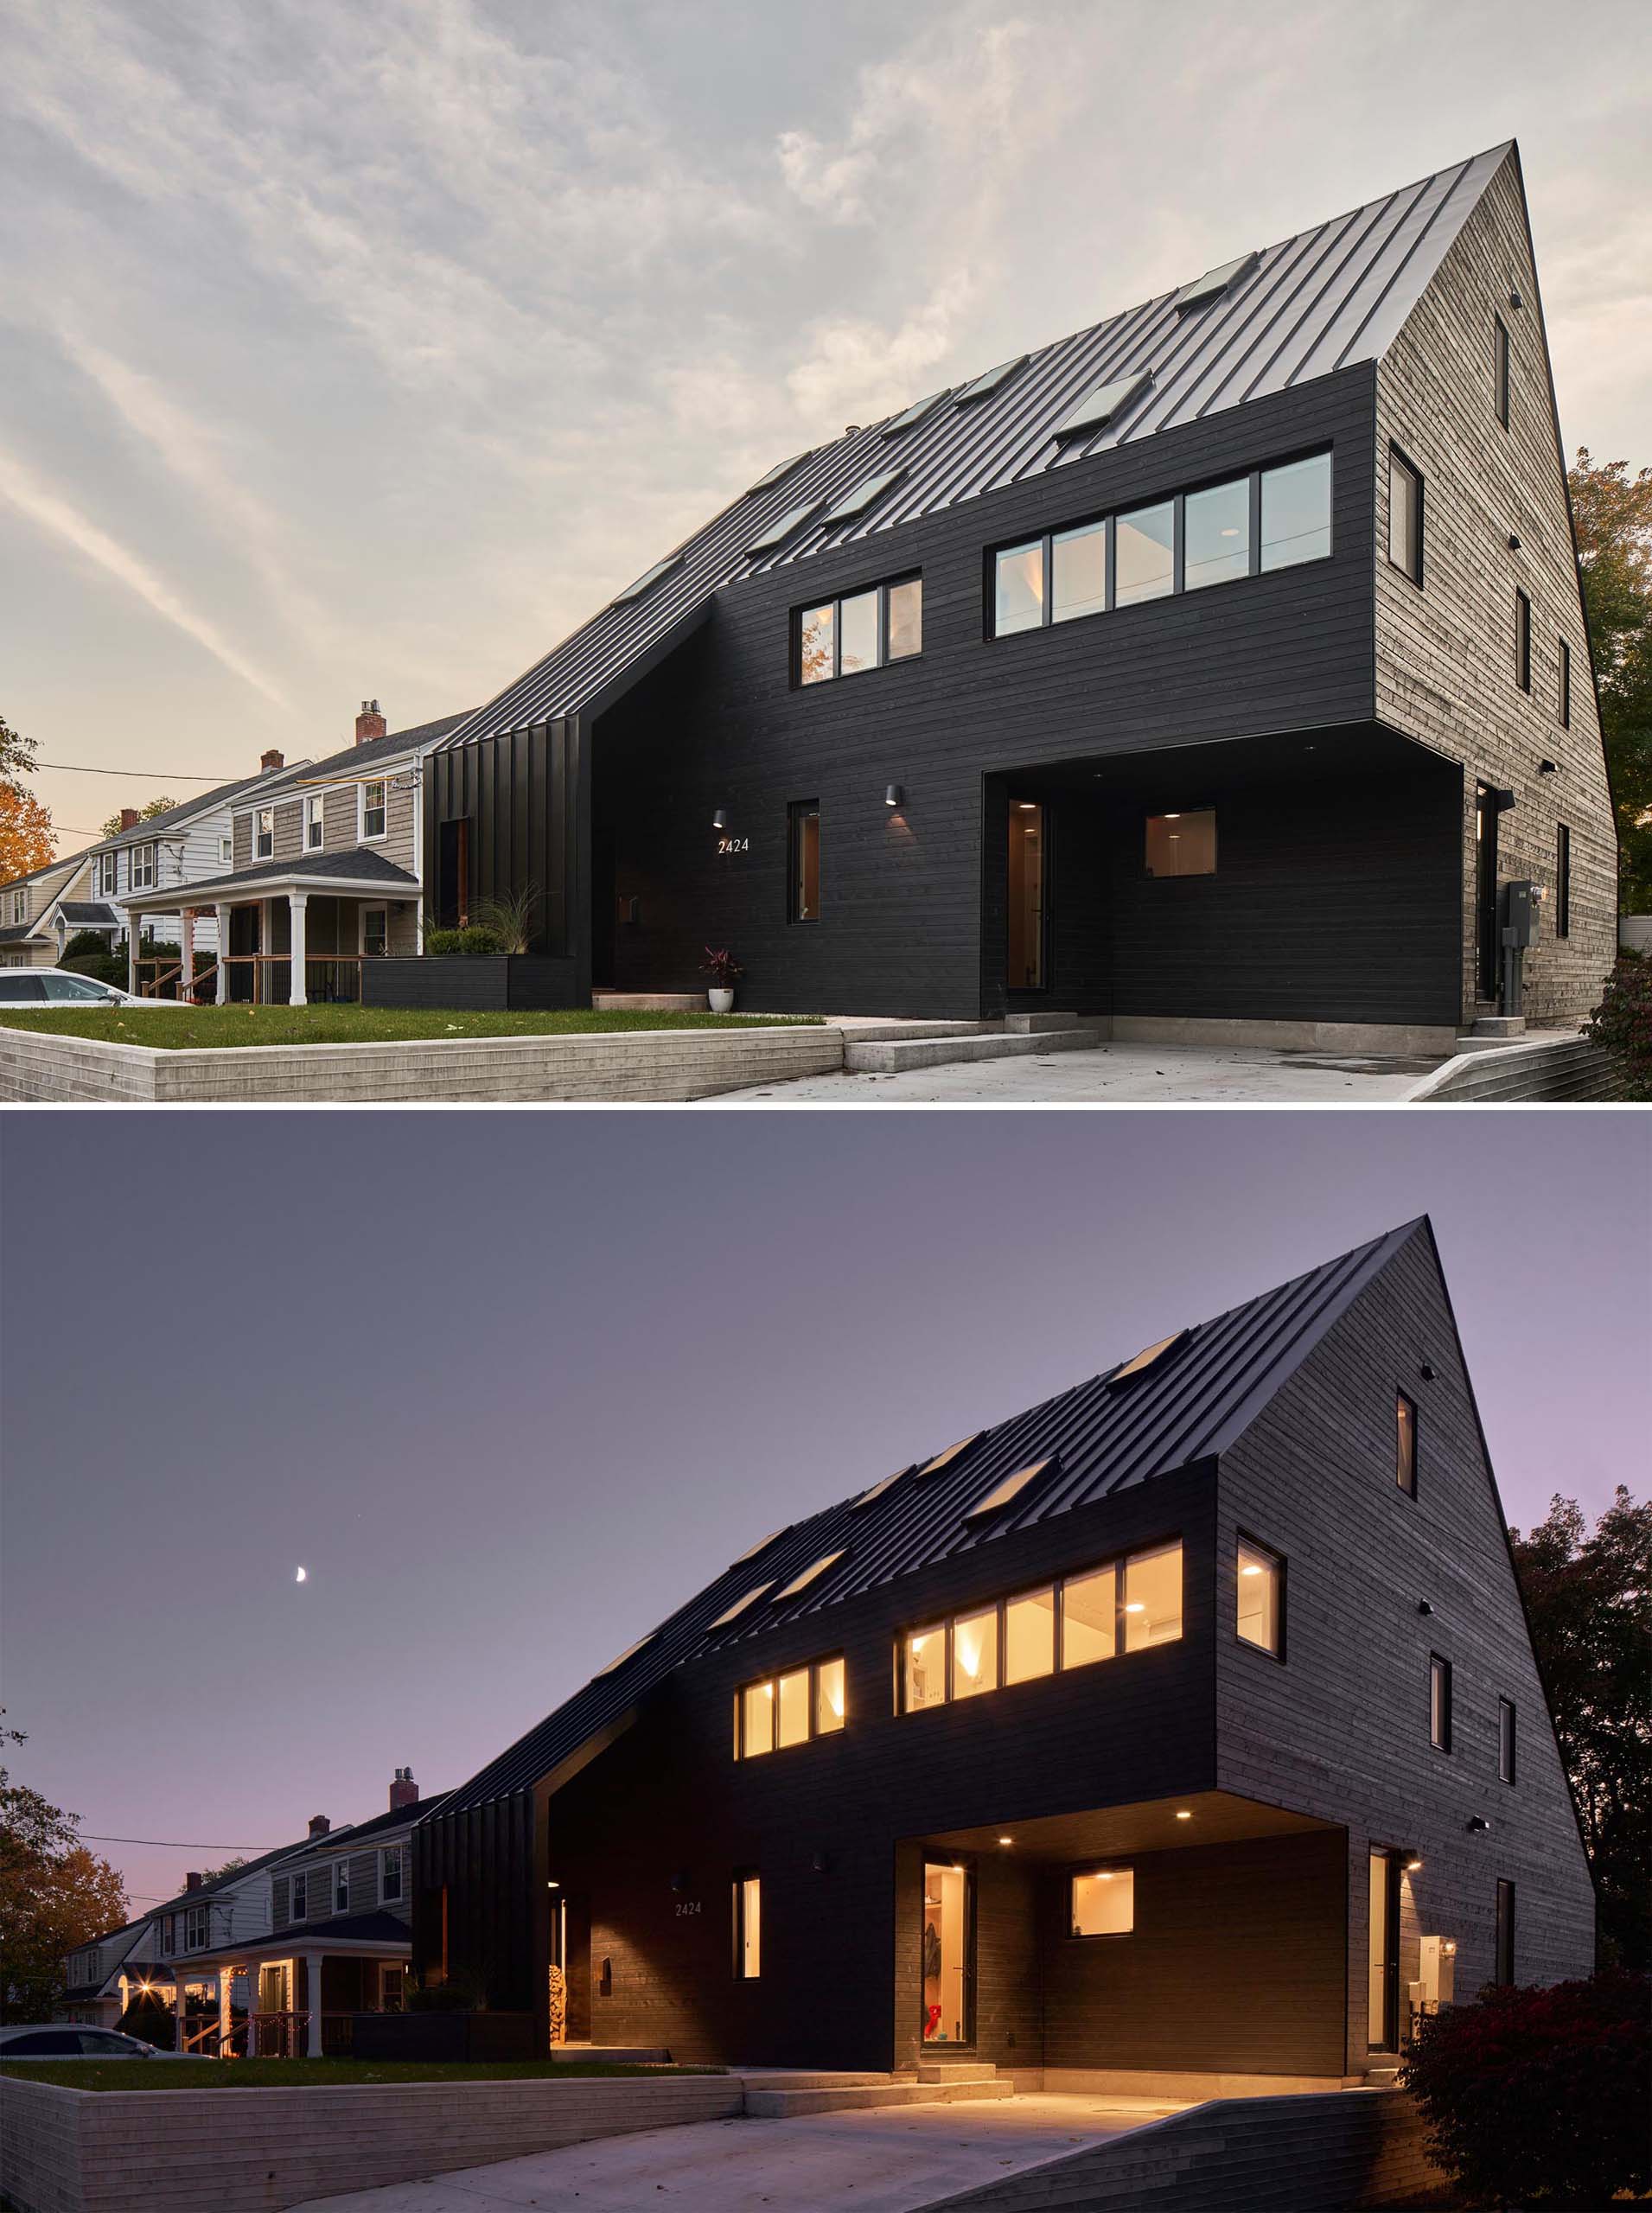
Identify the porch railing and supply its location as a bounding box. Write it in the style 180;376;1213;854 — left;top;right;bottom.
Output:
136;954;367;1006
181;2011;373;2058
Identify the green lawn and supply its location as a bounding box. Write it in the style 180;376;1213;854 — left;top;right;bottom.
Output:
0;2057;720;2092
0;1005;820;1050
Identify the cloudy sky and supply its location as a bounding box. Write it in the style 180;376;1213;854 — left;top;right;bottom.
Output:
3;1109;1647;1923
3;0;1649;849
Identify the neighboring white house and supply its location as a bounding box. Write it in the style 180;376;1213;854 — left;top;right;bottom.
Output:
0;849;94;969
57;1916;156;2031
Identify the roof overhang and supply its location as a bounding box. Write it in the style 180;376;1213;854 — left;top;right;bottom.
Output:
121;874;419;912
158;1933;412;1971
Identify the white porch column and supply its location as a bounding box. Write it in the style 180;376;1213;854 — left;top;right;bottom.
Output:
288;891;309;1006
242;1965;258;2058
305;1954;324;2057
174;1970;190;2052
126;912;141;996
261;898;273;1004
215;905;231;1004
216;1967;233;2055
179;907;195;1004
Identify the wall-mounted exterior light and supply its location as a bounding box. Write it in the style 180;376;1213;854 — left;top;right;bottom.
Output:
1419;1600;1433;1616
711;807;729;830
1467;1816;1490;1834
1538;759;1558;775
1508;533;1521;552
1405;1856;1424;1872
884;785;903;808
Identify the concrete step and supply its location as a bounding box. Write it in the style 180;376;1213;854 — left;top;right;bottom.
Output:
548;2043;673;2063
1003;1010;1085;1033
845;1027;1102;1075
914;2061;1001;2085
1469;1014;1527;1038
733;2070;893;2091
827;1019;985;1043
743;2076;1015;2119
590;992;705;1011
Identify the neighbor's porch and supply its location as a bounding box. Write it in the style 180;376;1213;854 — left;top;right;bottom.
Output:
121;864;421;1008
138;1919;412;2059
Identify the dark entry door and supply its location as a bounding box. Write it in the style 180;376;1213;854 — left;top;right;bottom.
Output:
590;826;617;989
226;904;259;1003
1475;784;1500;1004
921;1859;974;2048
1006;800;1047;993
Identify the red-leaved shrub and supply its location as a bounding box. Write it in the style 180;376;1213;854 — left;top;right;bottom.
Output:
1401;1971;1650;2207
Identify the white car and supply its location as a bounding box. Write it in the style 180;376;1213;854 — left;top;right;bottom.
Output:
0;2024;207;2060
0;968;163;1009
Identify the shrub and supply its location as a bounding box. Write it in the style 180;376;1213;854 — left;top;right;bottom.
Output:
424;925;507;958
1401;1970;1651;2208
61;952;128;988
62;929;116;960
471;885;539;955
1585;952;1651;1099
406;1973;480;2012
701;947;744;986
117;1994;175;2046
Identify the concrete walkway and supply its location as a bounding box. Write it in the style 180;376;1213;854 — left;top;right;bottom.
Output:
716;1039;1445;1105
297;2093;1180;2213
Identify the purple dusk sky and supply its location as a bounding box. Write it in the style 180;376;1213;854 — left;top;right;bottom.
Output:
2;1108;1646;1919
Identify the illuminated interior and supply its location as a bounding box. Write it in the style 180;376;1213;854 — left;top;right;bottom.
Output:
1070;1866;1135;1936
734;1655;845;1757
1006;802;1045;989
921;1861;971;2043
1236;1540;1282;1655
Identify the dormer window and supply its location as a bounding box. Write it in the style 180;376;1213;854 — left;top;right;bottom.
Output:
130;843;156;891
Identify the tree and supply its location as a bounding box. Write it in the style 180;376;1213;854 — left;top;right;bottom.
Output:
1568;450;1652;911
0;711;39;788
99;794;176;841
1508;1488;1652;1967
0;781;54;881
195;1856;247;1888
0;1720;130;2021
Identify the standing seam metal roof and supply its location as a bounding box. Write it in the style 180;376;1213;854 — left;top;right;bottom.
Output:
433;1221;1426;1816
438;146;1510;749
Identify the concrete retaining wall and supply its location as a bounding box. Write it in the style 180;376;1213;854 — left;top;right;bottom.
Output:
0;2071;743;2213
0;1022;841;1104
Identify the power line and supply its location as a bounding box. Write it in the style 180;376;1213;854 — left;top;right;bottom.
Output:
82;1834;277;1850
38;762;229;783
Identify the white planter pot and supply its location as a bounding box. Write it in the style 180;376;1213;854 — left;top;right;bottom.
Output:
708;987;736;1013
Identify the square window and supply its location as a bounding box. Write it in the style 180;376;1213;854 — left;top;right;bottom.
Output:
1236;1539;1284;1656
1183;477;1251;590
994;540;1045;635
1388;449;1423;584
1060;1564;1116;1668
1114;501;1174;606
815;1656;845;1735
1070;1867;1134;1936
1004;1586;1056;1682
1123;1543;1182;1650
776;1667;811;1748
839;590;880;676
1260;453;1332;570
905;1625;947;1710
1145;809;1215;877
1052;521;1107;623
951;1606;999;1700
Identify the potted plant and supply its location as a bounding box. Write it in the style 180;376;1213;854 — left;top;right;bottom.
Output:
702;947;743;1013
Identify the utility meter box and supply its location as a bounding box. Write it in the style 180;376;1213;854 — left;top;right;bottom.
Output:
1501;878;1537;947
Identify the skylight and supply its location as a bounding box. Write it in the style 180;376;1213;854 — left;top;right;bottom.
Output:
746;503;822;558
854;1465;910;1508
611;555;682;606
917;1434;980;1478
1174;251;1259;312
1053;367;1153;440
883;390;948;437
731;1527;788;1566
957;356;1027;404
594;1630;658;1675
775;1548;848;1599
822;469;906;526
748;450;813;494
709;1581;775;1629
964;1457;1057;1521
1107;1329;1190;1386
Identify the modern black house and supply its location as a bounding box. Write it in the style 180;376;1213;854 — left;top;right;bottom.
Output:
413;1221;1593;2090
421;141;1613;1046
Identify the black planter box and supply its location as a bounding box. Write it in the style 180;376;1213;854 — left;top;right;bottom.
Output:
350;2010;537;2063
362;956;582;1011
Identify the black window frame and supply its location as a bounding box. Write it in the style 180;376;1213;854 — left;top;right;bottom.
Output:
787;799;820;925
1429;1652;1453;1754
1368;1847;1403;2050
1495;1878;1516;1985
291;1871;307;1920
1234;1533;1286;1661
1067;1861;1137;1941
1558;637;1571;727
1396;1388;1419;1498
1494;313;1511;429
985;448;1333;640
732;1868;761;1980
1498;1696;1518;1785
1387;444;1425;587
1144;807;1217;881
1555;823;1571;939
793;571;922;687
733;1652;846;1759
1515;588;1533;692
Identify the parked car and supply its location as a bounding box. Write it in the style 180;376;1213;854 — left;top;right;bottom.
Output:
0;2025;206;2060
0;969;158;1008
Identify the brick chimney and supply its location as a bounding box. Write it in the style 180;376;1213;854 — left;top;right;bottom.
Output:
389;1767;419;1813
184;1872;203;1891
355;698;386;746
260;749;284;775
118;807;140;831
308;1814;330;1840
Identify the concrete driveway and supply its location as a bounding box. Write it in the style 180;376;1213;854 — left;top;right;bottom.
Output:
297;2092;1179;2213
716;1039;1445;1105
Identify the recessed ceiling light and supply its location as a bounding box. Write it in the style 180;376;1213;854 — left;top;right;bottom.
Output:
1175;1809;1192;1821
998;1836;1013;1846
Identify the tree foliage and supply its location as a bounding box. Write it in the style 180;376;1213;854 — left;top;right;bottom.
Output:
99;794;177;841
0;781;55;881
0;711;39;788
1401;1970;1650;2208
1508;1487;1652;1967
0;1720;130;2022
1585;950;1652;1099
1568;450;1652;911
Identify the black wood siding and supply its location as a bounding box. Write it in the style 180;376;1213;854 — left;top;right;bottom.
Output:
422;721;587;992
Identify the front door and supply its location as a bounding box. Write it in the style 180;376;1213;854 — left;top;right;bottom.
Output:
227;904;260;1003
1475;783;1500;1004
921;1859;973;2048
1006;800;1047;994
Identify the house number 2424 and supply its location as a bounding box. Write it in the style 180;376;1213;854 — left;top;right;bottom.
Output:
674;1899;702;1917
717;836;749;854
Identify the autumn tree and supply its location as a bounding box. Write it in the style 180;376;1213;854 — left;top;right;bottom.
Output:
0;1721;130;2021
1568;451;1652;910
99;794;177;841
1508;1488;1652;1967
0;712;54;880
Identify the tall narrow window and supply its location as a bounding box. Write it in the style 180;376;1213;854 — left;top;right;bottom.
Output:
256;807;275;860
335;1860;349;1913
1059;1565;1116;1668
1515;590;1532;692
1495;1879;1515;1986
734;1874;761;1979
951;1606;999;1699
382;1846;405;1902
1236;1539;1284;1657
1114;500;1175;606
1123;1542;1183;1650
1396;1390;1418;1497
1388;448;1423;584
1430;1654;1452;1752
994;540;1045;635
304;794;324;850
1006;802;1045;989
1498;1697;1517;1784
1494;314;1511;428
1555;824;1571;939
1051;520;1107;622
1368;1851;1400;2048
291;1873;307;1919
361;780;388;840
788;801;820;923
1558;638;1571;727
1005;1586;1056;1682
